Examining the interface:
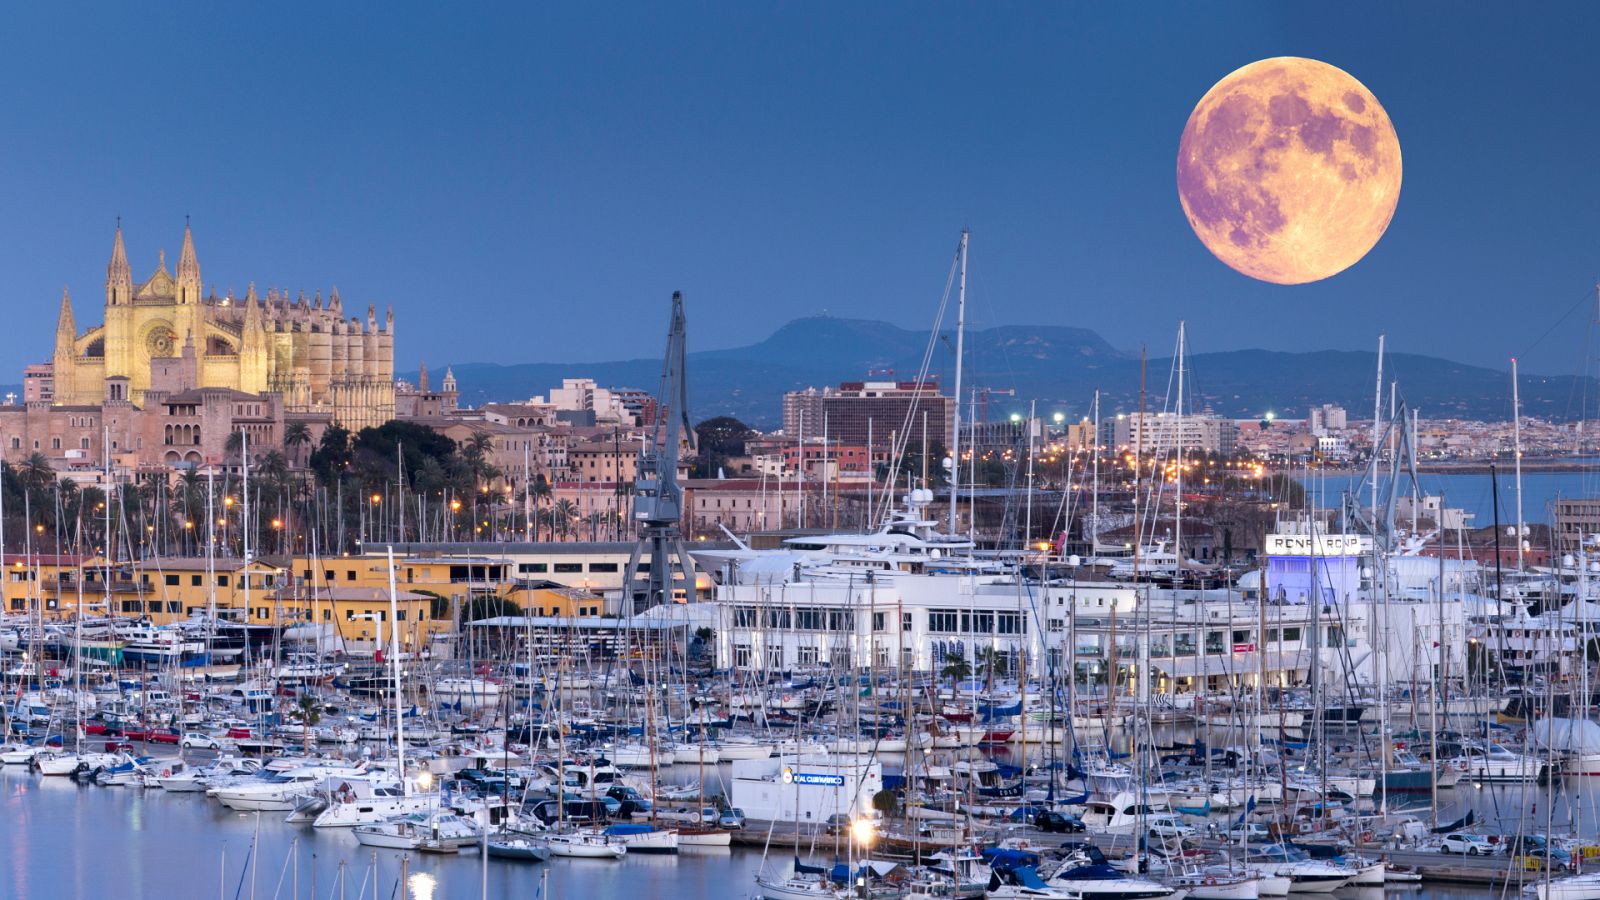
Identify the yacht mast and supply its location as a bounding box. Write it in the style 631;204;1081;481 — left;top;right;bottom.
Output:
1175;322;1185;569
948;229;968;536
1512;356;1525;571
387;546;407;795
1091;390;1100;553
1371;335;1384;529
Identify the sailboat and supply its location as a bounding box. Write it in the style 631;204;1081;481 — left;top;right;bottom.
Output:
546;829;627;859
311;548;436;827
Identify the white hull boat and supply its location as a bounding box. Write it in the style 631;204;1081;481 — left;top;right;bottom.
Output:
546;831;626;859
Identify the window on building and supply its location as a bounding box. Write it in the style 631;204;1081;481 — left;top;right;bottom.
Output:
553;563;582;574
1282;626;1302;642
518;563;548;574
166;601;180;613
51;438;60;449
588;563;618;573
165;574;179;586
346;570;356;581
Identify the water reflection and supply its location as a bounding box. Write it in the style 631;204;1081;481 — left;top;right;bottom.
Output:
408;870;436;900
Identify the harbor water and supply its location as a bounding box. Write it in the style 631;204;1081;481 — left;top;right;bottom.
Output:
1;753;1582;900
1298;469;1600;525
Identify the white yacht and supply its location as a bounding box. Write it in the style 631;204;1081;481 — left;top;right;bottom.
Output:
310;780;438;828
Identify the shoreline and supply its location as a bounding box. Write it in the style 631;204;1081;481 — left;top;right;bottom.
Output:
1296;460;1599;477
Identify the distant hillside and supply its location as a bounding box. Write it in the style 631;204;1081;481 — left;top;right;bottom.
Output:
411;317;1597;428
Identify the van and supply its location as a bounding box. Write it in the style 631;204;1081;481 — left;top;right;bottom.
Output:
531;799;612;826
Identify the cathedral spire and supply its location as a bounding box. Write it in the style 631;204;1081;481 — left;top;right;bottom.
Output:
176;219;201;303
106;222;132;304
56;286;76;338
243;289;263;329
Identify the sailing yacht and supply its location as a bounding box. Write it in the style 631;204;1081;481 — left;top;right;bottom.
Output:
545;829;627;859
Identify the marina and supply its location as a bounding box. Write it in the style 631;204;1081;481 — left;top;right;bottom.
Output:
3;6;1600;900
5;251;1600;900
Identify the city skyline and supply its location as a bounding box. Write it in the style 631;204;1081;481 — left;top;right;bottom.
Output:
2;4;1599;381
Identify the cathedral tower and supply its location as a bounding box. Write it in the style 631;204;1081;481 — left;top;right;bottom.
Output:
52;288;77;402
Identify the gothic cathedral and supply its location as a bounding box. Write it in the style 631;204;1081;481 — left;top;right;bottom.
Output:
50;224;395;430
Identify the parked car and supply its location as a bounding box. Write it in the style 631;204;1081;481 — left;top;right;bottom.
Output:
1228;822;1272;844
148;730;181;745
180;732;220;750
825;813;852;835
1033;810;1085;833
1439;833;1496;856
719;808;746;830
608;785;653;815
1146;814;1196;839
530;799;612;826
1517;846;1574;873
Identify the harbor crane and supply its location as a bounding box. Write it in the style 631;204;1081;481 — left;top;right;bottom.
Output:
622;291;698;613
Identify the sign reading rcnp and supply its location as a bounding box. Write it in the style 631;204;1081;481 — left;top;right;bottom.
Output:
782;767;845;787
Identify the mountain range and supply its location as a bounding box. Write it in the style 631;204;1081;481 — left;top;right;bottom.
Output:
412;316;1597;429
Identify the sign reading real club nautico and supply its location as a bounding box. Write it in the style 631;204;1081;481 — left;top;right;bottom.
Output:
782;767;846;787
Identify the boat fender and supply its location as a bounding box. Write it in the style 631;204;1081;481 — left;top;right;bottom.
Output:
162;768;171;778
1205;876;1216;886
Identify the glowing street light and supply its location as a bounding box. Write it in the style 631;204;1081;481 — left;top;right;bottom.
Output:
850;817;876;847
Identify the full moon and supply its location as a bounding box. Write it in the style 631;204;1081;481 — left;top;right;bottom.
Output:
1177;57;1401;284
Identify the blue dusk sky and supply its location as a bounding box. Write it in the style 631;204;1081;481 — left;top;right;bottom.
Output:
0;3;1597;375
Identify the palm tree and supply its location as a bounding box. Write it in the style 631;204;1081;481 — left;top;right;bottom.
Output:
976;647;1005;692
530;474;552;541
940;651;971;689
296;695;322;754
283;422;313;466
553;499;580;541
20;452;54;500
